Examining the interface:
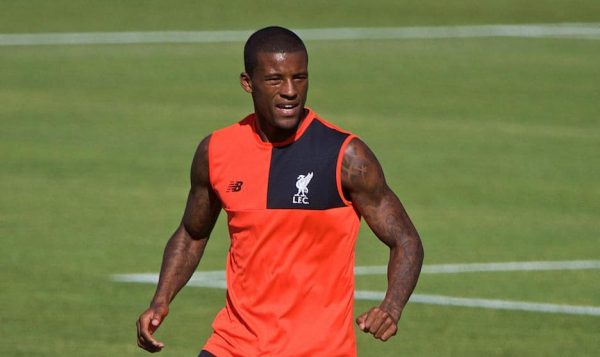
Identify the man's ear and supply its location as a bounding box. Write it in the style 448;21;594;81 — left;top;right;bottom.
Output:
240;72;253;93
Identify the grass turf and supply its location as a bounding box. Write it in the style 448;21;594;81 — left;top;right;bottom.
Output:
1;1;599;356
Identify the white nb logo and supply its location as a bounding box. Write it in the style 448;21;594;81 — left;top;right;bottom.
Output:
293;172;313;204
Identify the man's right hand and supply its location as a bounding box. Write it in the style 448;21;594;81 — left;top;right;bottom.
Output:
136;303;169;353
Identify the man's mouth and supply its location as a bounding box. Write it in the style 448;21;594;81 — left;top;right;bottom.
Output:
275;103;299;116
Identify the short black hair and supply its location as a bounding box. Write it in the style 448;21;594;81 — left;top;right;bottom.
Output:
244;26;307;75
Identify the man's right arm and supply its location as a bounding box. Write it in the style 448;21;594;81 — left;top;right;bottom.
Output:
136;135;221;353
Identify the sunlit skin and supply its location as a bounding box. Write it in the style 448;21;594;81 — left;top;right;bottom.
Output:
136;46;423;353
240;51;309;143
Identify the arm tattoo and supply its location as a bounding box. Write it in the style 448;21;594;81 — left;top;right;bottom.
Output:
342;138;424;319
342;138;385;198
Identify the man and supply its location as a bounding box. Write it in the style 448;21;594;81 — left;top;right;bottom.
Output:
137;26;423;356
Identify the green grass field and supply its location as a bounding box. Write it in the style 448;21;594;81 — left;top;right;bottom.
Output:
1;1;599;356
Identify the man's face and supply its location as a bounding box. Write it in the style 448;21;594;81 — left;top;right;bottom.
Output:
241;51;309;141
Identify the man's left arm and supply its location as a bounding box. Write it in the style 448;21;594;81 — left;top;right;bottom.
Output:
342;138;424;341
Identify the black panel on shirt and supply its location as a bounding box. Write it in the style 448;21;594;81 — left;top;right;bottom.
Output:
267;119;349;210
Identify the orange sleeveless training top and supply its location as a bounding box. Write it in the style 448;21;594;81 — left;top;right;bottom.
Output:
203;108;361;357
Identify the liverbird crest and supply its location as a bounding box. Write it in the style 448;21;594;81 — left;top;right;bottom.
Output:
293;172;313;204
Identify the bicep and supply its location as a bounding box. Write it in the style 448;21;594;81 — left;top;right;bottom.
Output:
181;135;221;240
342;139;418;247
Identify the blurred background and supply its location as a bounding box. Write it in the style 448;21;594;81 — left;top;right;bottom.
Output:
1;1;599;356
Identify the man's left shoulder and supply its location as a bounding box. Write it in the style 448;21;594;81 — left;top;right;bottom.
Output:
311;112;354;137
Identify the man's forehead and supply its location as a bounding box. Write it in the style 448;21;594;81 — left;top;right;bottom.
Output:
256;52;288;62
256;51;307;62
250;50;308;75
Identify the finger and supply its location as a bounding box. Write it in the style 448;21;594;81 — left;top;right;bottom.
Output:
362;308;376;331
137;319;149;348
365;309;386;334
355;313;368;331
374;316;395;339
137;314;165;351
138;336;160;353
139;334;164;352
149;314;163;334
360;308;379;332
139;339;162;353
141;327;164;351
379;324;398;341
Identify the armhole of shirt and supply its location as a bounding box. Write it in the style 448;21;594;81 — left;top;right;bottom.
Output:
336;134;356;207
206;132;217;194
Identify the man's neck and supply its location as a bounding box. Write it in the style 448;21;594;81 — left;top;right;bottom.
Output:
255;108;308;143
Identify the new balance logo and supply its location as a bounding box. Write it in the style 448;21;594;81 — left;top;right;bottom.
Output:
226;181;244;192
293;172;313;205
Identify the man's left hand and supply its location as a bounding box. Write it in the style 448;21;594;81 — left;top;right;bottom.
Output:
356;306;401;341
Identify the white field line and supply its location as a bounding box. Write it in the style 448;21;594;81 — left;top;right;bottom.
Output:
113;271;228;289
354;260;600;275
112;260;600;317
354;291;600;316
2;23;600;46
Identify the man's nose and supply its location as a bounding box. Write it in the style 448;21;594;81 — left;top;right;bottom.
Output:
280;79;297;98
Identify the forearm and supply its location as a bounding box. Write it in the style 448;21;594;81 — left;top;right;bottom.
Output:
381;234;424;317
151;224;208;306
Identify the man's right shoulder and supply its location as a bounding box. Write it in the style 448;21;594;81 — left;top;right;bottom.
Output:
211;113;255;138
209;114;256;154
